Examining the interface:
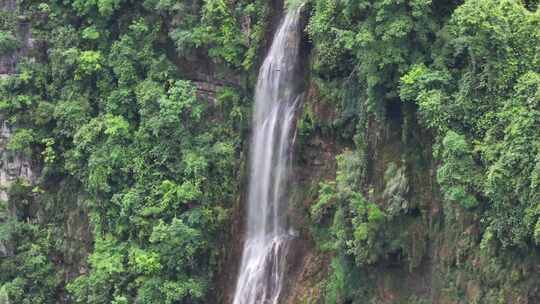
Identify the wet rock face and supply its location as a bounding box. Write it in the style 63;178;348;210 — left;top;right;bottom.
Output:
0;119;35;201
0;0;36;258
0;51;16;75
0;1;36;198
0;119;36;258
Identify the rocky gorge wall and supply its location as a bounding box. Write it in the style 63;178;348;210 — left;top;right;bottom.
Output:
268;76;540;303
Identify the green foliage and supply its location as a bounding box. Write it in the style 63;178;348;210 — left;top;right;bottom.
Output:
0;198;60;304
308;0;454;114
0;30;18;55
324;257;347;304
308;0;540;302
72;0;124;17
0;0;253;302
347;191;386;265
400;0;540;248
436;131;479;209
200;0;246;66
7;129;34;157
82;26;100;40
67;235;126;303
310;151;387;265
76;50;103;79
310;181;336;224
167;0;269;69
322;254;369;304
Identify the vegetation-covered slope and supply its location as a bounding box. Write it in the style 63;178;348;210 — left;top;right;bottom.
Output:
0;0;272;302
301;0;540;302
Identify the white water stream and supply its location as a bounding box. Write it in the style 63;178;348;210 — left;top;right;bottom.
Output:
232;6;304;304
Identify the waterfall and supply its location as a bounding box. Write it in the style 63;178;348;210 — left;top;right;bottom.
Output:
232;6;304;304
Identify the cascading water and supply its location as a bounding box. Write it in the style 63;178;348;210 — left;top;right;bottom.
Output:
232;6;304;304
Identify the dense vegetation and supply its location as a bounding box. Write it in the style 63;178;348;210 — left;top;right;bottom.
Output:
306;0;540;302
0;0;270;303
1;0;540;303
